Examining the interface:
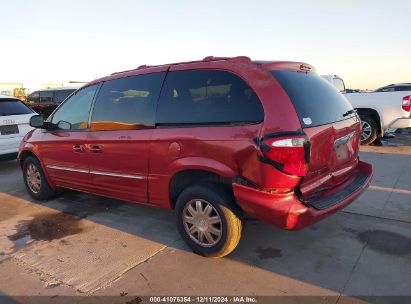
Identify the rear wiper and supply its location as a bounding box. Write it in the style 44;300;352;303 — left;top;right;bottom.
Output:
342;109;357;117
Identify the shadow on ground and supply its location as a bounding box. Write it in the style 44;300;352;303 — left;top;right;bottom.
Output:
1;150;411;299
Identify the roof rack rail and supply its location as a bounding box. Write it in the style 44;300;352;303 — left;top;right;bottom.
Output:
111;56;252;75
110;68;138;75
202;56;251;63
137;65;153;70
111;64;158;75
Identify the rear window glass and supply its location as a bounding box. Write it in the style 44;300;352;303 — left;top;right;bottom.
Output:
156;70;264;125
39;91;54;104
54;90;75;103
0;99;33;116
272;71;354;127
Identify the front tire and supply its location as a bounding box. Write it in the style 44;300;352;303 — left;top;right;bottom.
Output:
175;184;243;258
360;116;378;145
23;156;56;200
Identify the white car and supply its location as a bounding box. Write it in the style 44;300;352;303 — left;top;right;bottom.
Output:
0;94;35;158
321;75;411;145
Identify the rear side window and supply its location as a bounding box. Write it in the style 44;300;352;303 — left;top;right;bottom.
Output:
156;70;263;125
396;85;411;91
272;71;354;128
375;85;411;92
0;99;33;115
27;92;40;104
39;91;54;104
54;90;75;103
90;73;165;131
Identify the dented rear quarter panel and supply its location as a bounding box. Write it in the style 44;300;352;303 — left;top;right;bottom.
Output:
148;61;303;208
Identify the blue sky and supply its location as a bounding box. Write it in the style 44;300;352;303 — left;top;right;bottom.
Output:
1;0;410;90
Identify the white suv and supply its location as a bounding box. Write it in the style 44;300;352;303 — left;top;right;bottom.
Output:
321;75;411;145
0;95;35;158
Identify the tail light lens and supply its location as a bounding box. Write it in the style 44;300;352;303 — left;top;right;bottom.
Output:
261;136;310;176
402;95;411;112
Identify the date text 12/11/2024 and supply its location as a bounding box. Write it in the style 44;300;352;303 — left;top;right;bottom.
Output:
149;296;257;303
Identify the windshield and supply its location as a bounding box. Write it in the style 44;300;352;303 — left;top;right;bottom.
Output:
272;71;354;128
0;99;33;116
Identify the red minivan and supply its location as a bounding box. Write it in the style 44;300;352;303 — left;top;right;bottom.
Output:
19;56;372;257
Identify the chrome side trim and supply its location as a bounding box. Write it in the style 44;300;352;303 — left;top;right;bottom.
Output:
89;170;145;180
47;165;89;174
46;165;145;180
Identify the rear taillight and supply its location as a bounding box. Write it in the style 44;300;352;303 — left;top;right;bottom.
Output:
402;95;411;112
261;136;310;176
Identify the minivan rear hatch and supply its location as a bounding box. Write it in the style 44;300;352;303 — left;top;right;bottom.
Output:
271;70;362;201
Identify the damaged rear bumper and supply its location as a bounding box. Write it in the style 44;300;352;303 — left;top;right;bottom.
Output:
233;161;372;230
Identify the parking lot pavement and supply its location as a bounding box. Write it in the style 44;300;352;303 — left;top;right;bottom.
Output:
0;145;410;302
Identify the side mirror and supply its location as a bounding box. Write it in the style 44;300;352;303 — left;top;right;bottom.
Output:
29;115;46;128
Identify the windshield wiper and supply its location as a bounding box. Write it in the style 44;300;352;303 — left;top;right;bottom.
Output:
342;109;357;117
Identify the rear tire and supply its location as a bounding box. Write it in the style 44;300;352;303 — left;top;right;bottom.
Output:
23;156;56;200
175;184;243;258
359;116;378;145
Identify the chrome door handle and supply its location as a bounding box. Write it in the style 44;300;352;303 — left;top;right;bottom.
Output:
89;145;103;153
73;144;86;153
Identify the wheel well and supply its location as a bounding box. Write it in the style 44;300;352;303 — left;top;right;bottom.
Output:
169;170;234;209
19;150;38;168
355;108;383;136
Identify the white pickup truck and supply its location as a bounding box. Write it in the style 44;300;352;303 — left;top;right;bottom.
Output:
322;75;411;145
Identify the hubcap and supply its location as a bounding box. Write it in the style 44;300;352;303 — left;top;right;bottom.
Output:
26;163;41;194
361;121;372;142
182;199;223;247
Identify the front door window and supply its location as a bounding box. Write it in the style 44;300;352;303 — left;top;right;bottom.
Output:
51;85;98;130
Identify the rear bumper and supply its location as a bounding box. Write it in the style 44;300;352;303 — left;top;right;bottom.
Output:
388;118;411;129
233;160;372;230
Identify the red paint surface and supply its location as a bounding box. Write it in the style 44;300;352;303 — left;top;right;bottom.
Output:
233;161;372;230
19;57;373;230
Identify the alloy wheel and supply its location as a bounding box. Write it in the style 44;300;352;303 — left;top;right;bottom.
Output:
182;199;223;247
26;163;41;194
361;120;372;142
